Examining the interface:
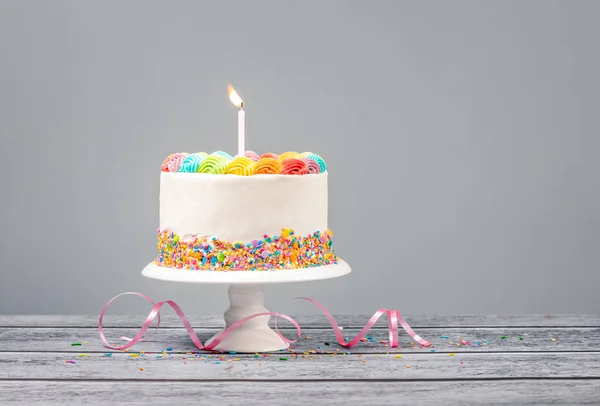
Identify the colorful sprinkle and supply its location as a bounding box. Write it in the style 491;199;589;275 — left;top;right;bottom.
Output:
71;342;82;346
155;228;336;271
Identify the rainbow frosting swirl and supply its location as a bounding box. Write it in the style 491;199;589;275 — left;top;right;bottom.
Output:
161;152;189;172
178;153;206;173
244;150;260;161
260;152;279;160
226;156;255;176
281;158;309;175
163;151;327;176
198;155;230;174
304;153;326;173
278;151;299;162
301;158;320;174
253;157;283;174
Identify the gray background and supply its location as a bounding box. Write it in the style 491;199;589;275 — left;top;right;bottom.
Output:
0;0;598;316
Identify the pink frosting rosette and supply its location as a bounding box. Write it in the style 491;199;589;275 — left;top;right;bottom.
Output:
161;152;189;172
301;158;320;174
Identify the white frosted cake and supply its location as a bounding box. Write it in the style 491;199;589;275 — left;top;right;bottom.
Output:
154;150;337;271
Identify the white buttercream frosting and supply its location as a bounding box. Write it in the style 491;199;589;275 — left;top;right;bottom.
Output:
159;172;328;242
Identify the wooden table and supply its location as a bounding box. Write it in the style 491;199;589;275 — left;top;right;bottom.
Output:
1;314;599;404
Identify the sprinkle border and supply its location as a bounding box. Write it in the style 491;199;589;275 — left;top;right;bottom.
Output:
155;228;337;271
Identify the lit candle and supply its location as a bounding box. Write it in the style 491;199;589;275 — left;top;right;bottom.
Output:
228;84;245;157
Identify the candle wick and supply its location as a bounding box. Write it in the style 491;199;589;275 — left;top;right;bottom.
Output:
240;101;244;109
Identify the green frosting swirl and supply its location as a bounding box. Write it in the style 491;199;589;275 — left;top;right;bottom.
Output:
198;155;229;174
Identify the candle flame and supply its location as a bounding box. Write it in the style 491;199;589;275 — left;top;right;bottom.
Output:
228;84;244;108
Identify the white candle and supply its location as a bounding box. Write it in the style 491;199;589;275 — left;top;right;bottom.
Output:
228;84;245;157
238;107;245;157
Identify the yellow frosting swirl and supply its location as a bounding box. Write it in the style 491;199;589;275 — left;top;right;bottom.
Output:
253;157;283;174
278;151;299;162
225;156;255;176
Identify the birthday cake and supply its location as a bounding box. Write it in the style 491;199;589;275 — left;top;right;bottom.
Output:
154;151;337;271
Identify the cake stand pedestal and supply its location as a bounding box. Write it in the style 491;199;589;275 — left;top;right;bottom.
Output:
141;260;351;353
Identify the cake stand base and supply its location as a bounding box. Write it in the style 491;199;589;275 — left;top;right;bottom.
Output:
142;260;351;352
205;284;288;352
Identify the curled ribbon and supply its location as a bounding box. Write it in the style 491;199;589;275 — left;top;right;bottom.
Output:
98;292;430;352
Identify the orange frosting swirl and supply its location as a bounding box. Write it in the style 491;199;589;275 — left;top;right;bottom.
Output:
278;151;299;162
260;152;279;160
281;158;309;175
225;156;255;176
253;157;283;174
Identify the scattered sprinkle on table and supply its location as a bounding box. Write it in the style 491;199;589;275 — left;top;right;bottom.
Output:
501;336;506;339
279;357;288;361
71;342;82;346
449;353;455;356
66;360;76;364
104;353;112;357
395;355;402;359
552;338;557;342
520;336;524;340
139;368;144;371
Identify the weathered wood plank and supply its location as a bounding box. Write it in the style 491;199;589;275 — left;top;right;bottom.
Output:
1;314;598;328
1;352;599;380
1;326;597;354
1;380;599;405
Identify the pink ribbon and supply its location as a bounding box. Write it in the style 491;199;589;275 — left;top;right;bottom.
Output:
298;297;431;348
98;292;430;352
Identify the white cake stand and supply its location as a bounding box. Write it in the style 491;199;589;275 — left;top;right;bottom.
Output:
141;260;351;353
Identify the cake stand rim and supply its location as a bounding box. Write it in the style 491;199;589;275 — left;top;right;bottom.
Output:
141;259;351;284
